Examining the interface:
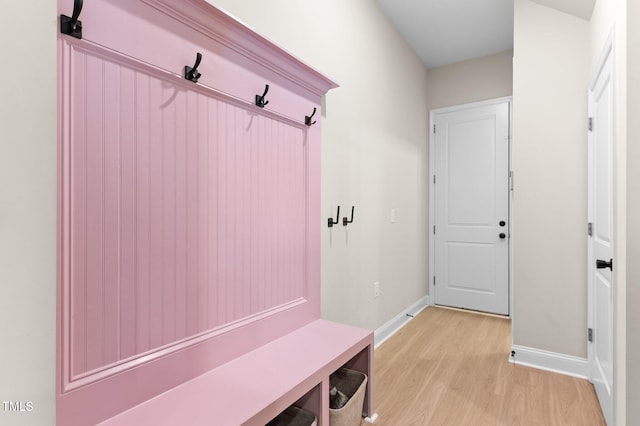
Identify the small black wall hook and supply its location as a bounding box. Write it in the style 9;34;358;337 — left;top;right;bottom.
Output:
343;206;355;226
328;206;340;228
305;107;317;126
60;0;84;39
184;52;203;83
255;84;270;108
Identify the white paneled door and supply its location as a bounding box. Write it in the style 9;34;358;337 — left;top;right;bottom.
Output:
588;43;614;426
433;100;510;315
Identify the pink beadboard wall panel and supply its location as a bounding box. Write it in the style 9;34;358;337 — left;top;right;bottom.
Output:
65;41;310;381
57;0;336;423
58;43;329;426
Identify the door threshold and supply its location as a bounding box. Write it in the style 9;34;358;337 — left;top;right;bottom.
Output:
434;304;510;319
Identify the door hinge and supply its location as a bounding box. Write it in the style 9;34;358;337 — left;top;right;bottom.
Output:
588;328;594;343
433;226;436;234
433;276;436;286
433;175;436;184
433;124;436;133
588;117;593;132
588;222;593;237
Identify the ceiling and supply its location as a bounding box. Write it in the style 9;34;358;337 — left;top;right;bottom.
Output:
376;0;596;70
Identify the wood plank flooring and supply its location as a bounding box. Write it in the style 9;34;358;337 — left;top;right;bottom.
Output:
367;307;605;425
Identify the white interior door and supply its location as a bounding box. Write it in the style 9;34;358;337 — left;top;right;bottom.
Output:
588;44;614;426
433;101;510;315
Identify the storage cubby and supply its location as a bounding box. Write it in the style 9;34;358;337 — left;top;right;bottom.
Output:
293;383;323;423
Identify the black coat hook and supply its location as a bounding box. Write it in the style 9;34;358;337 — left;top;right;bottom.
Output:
255;84;270;108
328;206;340;228
60;0;83;39
305;107;317;126
184;52;203;83
343;206;355;226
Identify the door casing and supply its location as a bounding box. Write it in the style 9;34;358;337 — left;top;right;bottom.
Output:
428;97;513;317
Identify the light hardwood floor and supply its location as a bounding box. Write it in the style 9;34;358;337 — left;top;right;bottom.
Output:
367;307;605;425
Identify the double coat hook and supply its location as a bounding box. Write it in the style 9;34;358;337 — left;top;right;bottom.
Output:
184;52;203;83
328;206;340;228
60;0;84;39
343;206;355;226
305;107;317;126
255;84;270;108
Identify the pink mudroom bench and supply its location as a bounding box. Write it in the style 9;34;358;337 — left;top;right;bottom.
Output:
100;320;374;425
57;0;375;424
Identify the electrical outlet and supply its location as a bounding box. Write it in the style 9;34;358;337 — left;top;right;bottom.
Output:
374;281;380;298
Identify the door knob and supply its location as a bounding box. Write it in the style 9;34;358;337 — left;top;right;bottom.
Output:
596;258;613;271
499;233;506;239
499;220;506;227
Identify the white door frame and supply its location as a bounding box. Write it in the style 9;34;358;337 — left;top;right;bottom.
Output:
588;31;615;426
428;97;513;316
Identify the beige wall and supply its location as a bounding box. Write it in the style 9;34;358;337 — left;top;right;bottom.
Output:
514;2;633;421
0;1;57;425
626;0;639;423
512;0;590;357
427;50;513;111
206;0;430;330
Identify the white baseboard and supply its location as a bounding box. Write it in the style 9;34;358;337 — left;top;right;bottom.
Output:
374;295;429;349
364;413;379;423
509;344;588;379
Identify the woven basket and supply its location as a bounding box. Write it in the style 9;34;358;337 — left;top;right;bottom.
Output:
329;369;367;426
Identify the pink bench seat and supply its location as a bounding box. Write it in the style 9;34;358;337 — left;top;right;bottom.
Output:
99;319;375;426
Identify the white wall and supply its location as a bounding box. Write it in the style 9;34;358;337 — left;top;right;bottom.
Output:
427;50;513;111
590;0;616;66
512;0;590;358
206;0;430;330
0;1;57;425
